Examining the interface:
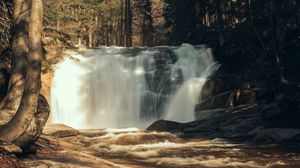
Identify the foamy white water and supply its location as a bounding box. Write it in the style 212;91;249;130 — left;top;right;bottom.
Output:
51;44;219;129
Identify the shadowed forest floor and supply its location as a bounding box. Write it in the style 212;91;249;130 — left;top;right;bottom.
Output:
14;124;300;168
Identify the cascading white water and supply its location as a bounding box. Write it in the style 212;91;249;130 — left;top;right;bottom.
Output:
51;44;219;129
164;45;219;122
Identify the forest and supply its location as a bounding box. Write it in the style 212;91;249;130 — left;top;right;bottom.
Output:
0;0;299;167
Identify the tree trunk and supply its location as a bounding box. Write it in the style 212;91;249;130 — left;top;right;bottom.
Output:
141;0;153;46
124;0;128;46
127;0;132;47
0;0;30;112
0;0;43;143
125;0;132;47
268;0;286;84
14;94;50;148
217;0;224;46
120;0;124;46
88;31;93;48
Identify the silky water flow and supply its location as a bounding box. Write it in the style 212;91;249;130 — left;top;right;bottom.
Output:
51;44;220;129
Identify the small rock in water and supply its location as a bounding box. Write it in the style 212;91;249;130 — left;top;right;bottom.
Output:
147;120;182;132
43;124;79;138
211;138;229;144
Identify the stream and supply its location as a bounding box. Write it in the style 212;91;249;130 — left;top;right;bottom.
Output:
22;125;300;168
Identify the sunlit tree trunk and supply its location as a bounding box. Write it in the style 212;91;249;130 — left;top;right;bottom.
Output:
88;30;93;48
0;0;43;142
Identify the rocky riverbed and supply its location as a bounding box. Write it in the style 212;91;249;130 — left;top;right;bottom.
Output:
7;124;297;168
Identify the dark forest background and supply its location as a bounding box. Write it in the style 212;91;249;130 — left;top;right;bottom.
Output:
1;0;299;82
1;0;300;128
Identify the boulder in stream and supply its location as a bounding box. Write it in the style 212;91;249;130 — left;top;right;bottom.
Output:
43;124;79;138
147;120;183;132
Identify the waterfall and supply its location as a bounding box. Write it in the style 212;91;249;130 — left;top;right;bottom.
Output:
51;44;219;129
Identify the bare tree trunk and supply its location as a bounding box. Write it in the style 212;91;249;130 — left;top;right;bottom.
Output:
0;0;30;112
124;0;132;47
0;0;43;142
127;0;132;47
268;0;286;84
120;0;124;46
14;94;49;148
142;17;146;45
88;31;93;48
117;21;119;45
124;0;128;46
217;0;224;46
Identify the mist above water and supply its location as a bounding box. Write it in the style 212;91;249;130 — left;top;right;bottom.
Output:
51;44;219;129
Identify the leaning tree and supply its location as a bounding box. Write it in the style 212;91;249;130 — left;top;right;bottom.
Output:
0;0;49;149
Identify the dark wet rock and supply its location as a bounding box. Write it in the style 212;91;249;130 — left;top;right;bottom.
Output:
178;102;300;142
195;84;262;119
147;120;183;132
195;91;232;113
172;105;262;140
196;108;228;121
198;87;240;111
43;124;79;138
184;100;300;143
262;93;300;128
250;128;300;142
239;89;257;105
